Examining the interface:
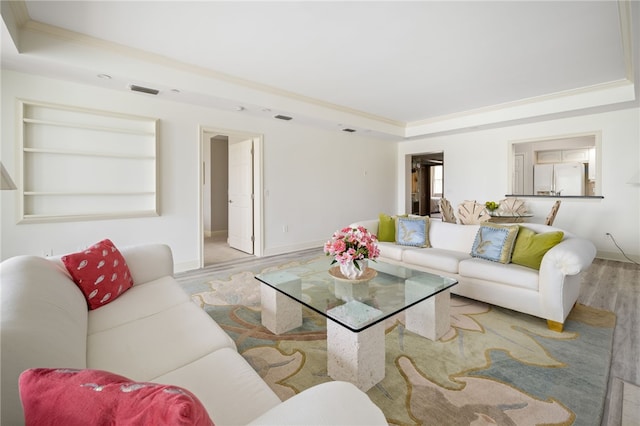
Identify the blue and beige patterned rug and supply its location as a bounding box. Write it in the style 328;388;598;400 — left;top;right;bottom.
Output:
177;256;615;426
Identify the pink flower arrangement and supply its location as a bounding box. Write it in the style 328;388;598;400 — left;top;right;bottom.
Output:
323;226;380;270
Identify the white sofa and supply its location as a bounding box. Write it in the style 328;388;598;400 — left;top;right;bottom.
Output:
1;244;386;425
352;219;596;331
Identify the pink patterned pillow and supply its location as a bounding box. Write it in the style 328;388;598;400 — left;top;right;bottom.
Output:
61;239;134;310
19;368;214;426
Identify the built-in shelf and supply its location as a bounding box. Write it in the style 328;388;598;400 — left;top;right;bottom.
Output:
19;100;159;222
23;118;155;136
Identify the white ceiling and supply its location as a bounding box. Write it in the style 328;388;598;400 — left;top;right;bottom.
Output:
2;1;638;139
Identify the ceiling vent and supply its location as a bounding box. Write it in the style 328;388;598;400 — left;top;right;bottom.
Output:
129;84;159;95
274;114;293;121
342;128;356;133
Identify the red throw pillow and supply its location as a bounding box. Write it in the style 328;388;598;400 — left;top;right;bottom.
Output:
61;239;134;310
19;368;214;426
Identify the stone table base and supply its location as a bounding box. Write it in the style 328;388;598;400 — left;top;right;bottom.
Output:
405;289;451;340
260;272;302;334
327;319;385;392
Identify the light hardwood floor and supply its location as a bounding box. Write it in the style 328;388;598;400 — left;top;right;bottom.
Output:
578;258;639;425
187;251;640;425
203;233;253;266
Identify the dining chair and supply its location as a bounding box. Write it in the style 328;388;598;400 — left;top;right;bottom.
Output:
545;200;561;226
498;198;527;215
457;200;491;225
439;198;457;223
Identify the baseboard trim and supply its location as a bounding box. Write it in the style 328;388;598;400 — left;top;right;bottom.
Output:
263;240;324;257
596;250;640;264
175;259;200;274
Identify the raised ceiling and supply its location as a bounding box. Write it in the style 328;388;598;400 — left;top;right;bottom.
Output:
1;1;638;139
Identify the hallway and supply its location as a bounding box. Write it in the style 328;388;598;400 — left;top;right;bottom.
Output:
204;233;253;266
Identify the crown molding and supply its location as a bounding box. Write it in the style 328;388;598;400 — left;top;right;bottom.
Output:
618;0;635;83
20;19;404;130
7;0;636;140
404;79;635;138
7;0;29;27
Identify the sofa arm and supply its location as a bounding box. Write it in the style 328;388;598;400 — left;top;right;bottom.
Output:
540;237;596;277
247;381;386;425
538;237;596;323
118;244;174;285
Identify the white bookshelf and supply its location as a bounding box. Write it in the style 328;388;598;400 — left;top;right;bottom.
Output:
18;100;159;223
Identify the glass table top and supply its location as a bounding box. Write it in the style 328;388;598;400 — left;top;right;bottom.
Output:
255;258;457;332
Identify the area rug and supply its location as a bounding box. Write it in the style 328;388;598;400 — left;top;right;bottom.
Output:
178;257;616;426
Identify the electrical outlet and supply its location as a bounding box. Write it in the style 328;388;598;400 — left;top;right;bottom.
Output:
283;225;288;233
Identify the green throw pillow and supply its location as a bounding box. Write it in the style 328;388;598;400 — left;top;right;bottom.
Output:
511;227;564;270
470;223;520;264
378;213;396;242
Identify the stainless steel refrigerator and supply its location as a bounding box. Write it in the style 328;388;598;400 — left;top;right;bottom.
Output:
534;162;585;196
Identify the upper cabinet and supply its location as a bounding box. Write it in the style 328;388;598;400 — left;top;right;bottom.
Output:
536;150;563;164
536;148;590;164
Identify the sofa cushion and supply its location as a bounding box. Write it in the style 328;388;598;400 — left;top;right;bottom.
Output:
511;227;564;270
377;241;405;261
88;301;236;381
429;220;480;252
396;216;431;247
459;258;539;291
88;276;191;334
62;239;134;310
152;347;282;426
470;223;519;264
19;368;213;426
247;381;387;426
402;248;472;274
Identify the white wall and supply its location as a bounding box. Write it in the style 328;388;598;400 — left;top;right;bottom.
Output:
398;107;640;262
1;70;397;271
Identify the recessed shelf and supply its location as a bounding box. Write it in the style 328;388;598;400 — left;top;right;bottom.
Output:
23;118;156;136
19;100;159;222
23;147;155;160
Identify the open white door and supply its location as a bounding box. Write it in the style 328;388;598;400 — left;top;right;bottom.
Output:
228;138;254;254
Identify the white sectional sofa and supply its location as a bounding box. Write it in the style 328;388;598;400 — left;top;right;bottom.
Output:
352;218;596;331
1;244;386;425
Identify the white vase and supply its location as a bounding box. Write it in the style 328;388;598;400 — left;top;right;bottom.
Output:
339;259;367;280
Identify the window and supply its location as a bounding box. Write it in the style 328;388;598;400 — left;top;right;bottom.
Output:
431;165;443;197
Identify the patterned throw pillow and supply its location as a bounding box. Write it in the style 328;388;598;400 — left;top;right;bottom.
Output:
396;216;431;247
19;368;214;426
61;239;134;310
471;223;520;263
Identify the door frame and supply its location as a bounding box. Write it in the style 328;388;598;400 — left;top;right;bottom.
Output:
198;126;264;268
407;152;444;215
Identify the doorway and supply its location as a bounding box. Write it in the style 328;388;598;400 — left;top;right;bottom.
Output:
409;152;444;217
199;127;263;268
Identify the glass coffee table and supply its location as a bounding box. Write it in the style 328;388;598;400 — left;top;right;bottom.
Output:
255;258;457;391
